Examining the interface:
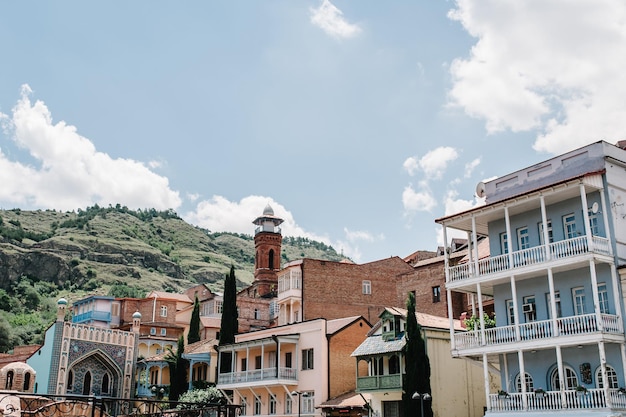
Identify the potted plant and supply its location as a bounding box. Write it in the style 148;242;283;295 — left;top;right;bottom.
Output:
576;385;588;396
619;387;626;395
534;388;546;399
497;390;509;399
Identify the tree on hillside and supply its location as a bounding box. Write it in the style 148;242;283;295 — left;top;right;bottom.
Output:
165;335;189;403
188;295;201;345
218;265;238;376
402;292;432;417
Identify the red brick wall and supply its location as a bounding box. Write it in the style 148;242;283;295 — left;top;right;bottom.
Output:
328;318;372;398
302;257;414;324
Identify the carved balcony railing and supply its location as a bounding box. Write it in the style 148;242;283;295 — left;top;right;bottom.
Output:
489;388;626;412
356;374;403;392
454;314;623;351
448;236;611;283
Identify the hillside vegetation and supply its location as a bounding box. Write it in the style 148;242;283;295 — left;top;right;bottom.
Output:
0;205;348;351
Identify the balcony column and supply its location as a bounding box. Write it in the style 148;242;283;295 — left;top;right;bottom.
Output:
510;276;521;341
556;345;566;408
477;283;486;345
483;352;490;411
518;350;528;410
442;225;450;283
540;195;551;261
589;260;604;331
261;343;265;378
610;267;622;326
621;344;626;389
471;216;479;277
598;341;611;407
547;268;558;336
580;183;593;249
467;231;474;276
504;206;513;267
446;288;455;350
443;225;456;350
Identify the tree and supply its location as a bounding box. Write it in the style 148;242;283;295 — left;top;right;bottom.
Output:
402;292;432;417
218;265;238;376
165;335;189;403
188;296;201;345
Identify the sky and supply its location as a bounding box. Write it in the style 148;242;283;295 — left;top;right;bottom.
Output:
1;1;625;263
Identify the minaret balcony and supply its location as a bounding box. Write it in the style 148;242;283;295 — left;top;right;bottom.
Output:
447;236;611;288
452;313;623;356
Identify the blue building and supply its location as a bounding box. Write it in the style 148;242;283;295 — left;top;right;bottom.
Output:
436;141;626;416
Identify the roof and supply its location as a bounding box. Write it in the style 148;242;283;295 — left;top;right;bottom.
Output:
326;316;367;335
317;391;370;409
351;334;405;356
185;338;218;355
379;307;463;331
146;291;192;303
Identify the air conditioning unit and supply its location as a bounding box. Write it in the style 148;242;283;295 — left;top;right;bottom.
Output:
522;303;535;313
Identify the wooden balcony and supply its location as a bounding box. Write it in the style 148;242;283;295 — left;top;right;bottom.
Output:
356;374;403;392
217;367;297;388
489;388;626;412
454;314;623;353
448;236;611;284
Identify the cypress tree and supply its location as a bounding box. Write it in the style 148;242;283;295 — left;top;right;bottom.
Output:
219;265;238;374
188;295;201;344
166;335;189;403
402;292;432;417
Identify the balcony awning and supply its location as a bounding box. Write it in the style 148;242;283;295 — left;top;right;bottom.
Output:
351;335;405;357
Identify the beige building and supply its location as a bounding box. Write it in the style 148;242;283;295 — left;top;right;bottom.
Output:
352;307;497;417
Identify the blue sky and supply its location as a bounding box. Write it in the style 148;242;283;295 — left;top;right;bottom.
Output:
1;1;625;263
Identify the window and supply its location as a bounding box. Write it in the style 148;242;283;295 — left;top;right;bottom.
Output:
160;328;167;336
269;395;277;415
23;372;31;391
241;397;247;415
550;366;578;390
572;287;586;315
588;210;599;236
500;233;509;254
506;299;515;325
254;309;260;320
254;398;261;415
5;371;13;390
432;286;441;303
372;357;384;376
268;352;277;368
517;227;530;250
67;370;74;392
546;291;562;318
241;358;247;371
563;214;577;239
285;394;293;414
255;356;262;370
160;305;167;317
515;372;534;392
101;373;110;394
285;352;292;368
598;283;609;314
539;220;553;245
302;348;314;370
389;355;400;375
362;280;371;295
82;371;92;395
523;296;536;322
596;365;619;389
302;393;315;414
150;328;156;335
150;369;159;385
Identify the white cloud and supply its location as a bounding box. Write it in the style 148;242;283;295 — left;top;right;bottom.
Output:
464;157;481;178
343;227;384;243
448;0;626;154
310;0;361;39
418;146;459;179
0;85;181;211
184;195;364;261
402;156;419;176
402;182;437;213
187;192;200;202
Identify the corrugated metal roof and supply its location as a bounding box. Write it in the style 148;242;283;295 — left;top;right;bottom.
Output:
351;335;405;357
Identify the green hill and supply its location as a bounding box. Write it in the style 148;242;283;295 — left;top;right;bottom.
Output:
0;205;348;351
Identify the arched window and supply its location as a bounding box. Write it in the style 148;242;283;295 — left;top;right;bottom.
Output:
371;357;384;376
515;372;534;392
67;370;74;392
550;365;578;390
23;372;31;391
389;355;401;375
596;365;619;389
82;371;92;395
102;373;110;394
269;249;275;270
5;370;13;390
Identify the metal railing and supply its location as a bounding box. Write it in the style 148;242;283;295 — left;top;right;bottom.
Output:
0;392;242;417
448;236;611;282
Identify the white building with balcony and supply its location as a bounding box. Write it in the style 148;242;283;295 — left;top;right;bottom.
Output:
436;141;626;416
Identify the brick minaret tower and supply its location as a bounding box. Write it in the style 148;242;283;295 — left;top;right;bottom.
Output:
252;204;284;297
